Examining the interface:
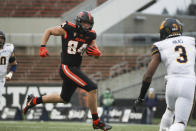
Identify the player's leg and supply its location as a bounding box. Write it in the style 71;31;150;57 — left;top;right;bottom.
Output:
42;93;64;103
168;77;195;131
169;77;195;131
88;89;98;117
23;65;74;114
0;78;5;108
168;97;191;131
159;78;175;131
40;66;77;104
159;107;174;131
61;65;112;130
0;78;5;96
168;123;185;131
23;80;75;114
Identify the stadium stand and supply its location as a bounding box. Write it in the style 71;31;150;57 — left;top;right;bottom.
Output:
97;0;107;5
0;0;85;17
0;0;108;17
7;54;149;84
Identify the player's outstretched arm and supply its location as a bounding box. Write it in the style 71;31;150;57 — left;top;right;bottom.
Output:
40;26;67;57
134;53;161;107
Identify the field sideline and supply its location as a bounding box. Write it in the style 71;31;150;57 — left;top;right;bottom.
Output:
0;121;196;131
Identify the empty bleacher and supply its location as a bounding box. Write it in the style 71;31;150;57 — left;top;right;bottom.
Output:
0;0;85;17
7;54;150;84
0;0;108;17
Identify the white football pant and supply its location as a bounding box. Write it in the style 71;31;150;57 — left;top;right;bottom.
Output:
160;76;195;131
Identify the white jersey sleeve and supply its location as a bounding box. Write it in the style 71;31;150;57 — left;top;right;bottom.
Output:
153;36;196;78
4;43;14;53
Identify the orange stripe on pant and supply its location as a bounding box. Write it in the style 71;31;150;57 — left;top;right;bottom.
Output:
62;64;87;87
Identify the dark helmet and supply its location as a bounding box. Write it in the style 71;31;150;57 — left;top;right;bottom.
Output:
160;18;183;40
76;11;94;33
0;30;6;47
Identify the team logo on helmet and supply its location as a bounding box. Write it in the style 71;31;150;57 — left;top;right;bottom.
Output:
160;18;183;40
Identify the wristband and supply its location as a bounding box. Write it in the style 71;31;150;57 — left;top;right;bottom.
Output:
41;45;46;47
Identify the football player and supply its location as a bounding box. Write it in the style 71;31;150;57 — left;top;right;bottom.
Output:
23;11;112;131
134;18;196;131
0;31;17;96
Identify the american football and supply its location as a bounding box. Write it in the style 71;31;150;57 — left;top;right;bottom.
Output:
0;0;196;131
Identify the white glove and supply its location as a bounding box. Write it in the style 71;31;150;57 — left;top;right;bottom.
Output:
6;72;13;80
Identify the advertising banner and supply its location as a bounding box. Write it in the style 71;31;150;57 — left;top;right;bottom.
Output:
0;85;144;123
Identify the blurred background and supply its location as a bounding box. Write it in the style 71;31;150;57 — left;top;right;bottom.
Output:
0;0;196;125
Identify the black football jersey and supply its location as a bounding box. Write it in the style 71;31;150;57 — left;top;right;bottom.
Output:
60;21;96;66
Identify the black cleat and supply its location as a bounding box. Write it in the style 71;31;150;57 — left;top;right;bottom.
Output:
23;94;36;114
93;120;112;131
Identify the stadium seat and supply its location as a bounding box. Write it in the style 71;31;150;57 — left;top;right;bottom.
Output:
7;54;149;84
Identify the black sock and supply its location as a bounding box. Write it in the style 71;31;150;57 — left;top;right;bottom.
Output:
36;97;43;104
92;113;99;121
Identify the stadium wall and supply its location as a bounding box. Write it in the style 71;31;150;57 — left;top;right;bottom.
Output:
104;13;196;34
0;17;61;34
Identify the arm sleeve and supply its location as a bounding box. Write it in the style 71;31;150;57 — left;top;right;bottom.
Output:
89;30;97;43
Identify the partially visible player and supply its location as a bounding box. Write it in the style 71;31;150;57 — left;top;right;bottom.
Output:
23;11;112;131
0;30;17;96
133;18;196;131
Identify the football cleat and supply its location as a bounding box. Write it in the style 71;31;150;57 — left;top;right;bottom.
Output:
23;94;37;114
93;119;112;131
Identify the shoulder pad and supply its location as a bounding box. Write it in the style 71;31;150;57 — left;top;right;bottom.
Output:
61;21;76;32
4;43;14;52
67;21;76;28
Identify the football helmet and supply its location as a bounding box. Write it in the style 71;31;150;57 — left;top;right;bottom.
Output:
160;18;183;40
0;30;5;47
76;11;94;33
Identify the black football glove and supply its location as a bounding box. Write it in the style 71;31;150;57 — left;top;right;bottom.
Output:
132;97;144;112
134;97;144;105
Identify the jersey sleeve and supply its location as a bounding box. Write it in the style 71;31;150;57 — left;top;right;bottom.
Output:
5;43;14;53
151;45;159;56
60;21;76;32
89;30;97;43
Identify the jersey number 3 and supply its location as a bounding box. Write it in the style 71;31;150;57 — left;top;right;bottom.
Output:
174;45;188;63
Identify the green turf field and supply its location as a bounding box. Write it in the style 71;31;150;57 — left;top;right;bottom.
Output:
0;121;196;131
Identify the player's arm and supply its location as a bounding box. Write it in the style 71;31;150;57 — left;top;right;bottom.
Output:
40;26;67;57
135;46;161;103
86;40;101;59
41;26;66;46
6;52;17;80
